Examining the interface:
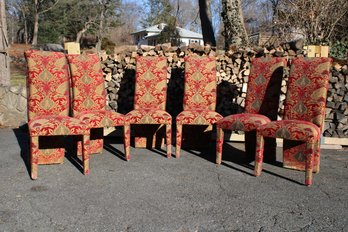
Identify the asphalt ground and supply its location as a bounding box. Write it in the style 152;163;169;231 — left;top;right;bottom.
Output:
0;127;347;232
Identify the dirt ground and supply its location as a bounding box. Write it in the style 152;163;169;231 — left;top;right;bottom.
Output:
8;44;31;86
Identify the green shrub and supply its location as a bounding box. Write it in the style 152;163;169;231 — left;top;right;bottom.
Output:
329;40;348;59
101;38;116;55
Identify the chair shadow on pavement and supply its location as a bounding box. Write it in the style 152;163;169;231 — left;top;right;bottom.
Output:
182;139;255;177
13;124;92;177
103;126;169;160
13;124;31;176
103;135;130;161
185;141;303;185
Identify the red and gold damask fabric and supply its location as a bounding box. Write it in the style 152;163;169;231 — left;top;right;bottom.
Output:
217;114;271;131
245;57;287;117
133;56;168;110
282;57;331;171
126;56;170;124
66;54;107;114
24;50;69;166
126;109;171;124
257;120;320;142
28;115;89;136
182;56;217;111
177;56;222;124
126;56;172;158
176;110;222;125
215;57;285;164
25;50;70;120
75;110;125;128
67;53;128;156
25;50;90;179
176;56;221;158
254;57;331;185
283;57;331;127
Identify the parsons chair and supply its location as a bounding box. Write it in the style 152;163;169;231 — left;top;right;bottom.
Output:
125;56;172;158
176;55;223;158
216;57;287;164
66;53;130;160
25;50;90;179
254;57;332;186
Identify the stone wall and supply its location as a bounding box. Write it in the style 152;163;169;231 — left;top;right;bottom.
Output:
0;85;27;128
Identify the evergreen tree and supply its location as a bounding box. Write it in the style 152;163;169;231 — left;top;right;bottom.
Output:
143;0;173;27
157;19;181;46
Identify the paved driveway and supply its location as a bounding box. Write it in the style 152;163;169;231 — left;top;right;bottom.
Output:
0;127;347;231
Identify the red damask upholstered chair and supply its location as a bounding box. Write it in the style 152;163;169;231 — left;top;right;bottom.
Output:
66;54;130;160
176;56;223;158
125;56;172;158
25;50;90;179
254;57;332;186
216;57;287;164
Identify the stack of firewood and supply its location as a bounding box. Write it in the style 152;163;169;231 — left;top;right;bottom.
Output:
100;44;347;138
323;62;348;138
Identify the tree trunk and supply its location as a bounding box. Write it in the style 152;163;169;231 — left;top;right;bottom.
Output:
32;0;39;45
0;0;10;86
221;0;249;49
198;0;216;46
75;29;86;43
95;19;103;51
20;7;28;44
95;0;108;51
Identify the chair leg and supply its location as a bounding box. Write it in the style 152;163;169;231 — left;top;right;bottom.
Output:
82;135;90;175
254;132;265;176
90;128;104;154
166;123;172;158
77;140;82;156
216;127;224;164
305;142;315;186
124;125;131;161
30;136;39;180
314;140;320;173
175;124;182;158
77;129;103;155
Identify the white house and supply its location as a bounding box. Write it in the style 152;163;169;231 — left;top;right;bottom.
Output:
131;23;204;46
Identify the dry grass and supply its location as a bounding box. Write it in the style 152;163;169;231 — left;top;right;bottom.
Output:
8;44;30;86
10;61;26;86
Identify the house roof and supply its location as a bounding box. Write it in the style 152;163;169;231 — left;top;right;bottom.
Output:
132;23;203;39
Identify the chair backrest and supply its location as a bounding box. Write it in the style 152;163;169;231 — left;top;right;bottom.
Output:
25;50;70;120
66;53;106;115
244;57;287;120
284;57;331;127
134;56;168;110
183;56;217;111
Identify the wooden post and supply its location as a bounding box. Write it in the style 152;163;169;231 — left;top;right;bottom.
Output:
0;0;10;86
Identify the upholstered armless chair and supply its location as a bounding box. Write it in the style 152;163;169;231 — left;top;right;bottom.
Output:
176;56;223;158
216;57;286;164
67;54;130;160
25;50;90;179
254;57;331;185
125;56;172;159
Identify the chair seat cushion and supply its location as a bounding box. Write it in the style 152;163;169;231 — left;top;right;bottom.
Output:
176;110;223;125
217;113;271;131
126;109;172;124
257;119;320;142
29;115;88;136
75;110;125;128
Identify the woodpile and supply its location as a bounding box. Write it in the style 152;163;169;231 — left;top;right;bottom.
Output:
323;62;348;138
100;43;347;139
